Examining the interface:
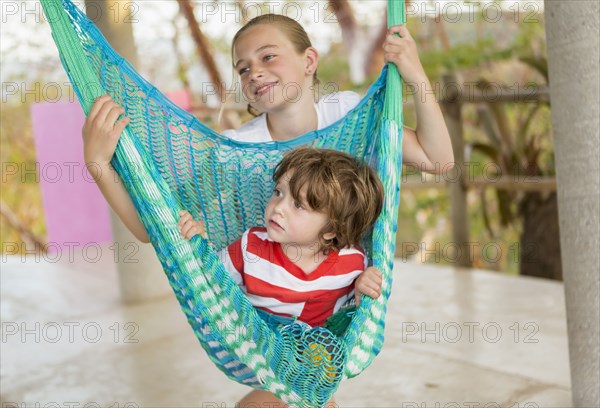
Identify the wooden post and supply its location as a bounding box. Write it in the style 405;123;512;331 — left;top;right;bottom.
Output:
441;72;471;268
84;0;139;68
85;0;171;303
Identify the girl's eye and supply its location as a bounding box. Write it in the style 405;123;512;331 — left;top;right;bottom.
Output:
264;54;275;62
294;201;304;210
238;67;249;75
273;188;281;197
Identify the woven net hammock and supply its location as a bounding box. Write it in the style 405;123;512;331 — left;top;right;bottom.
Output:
40;0;405;405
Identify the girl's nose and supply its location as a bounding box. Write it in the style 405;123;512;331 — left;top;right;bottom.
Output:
249;65;264;81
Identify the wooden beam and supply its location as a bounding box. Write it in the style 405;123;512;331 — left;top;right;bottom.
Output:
401;176;557;193
439;85;550;104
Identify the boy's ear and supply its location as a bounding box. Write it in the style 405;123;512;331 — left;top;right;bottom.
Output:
322;231;336;241
305;47;319;74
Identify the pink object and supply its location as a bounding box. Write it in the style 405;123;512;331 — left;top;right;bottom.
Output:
165;89;192;112
30;101;113;253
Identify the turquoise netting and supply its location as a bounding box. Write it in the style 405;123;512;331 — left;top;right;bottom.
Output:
40;0;405;405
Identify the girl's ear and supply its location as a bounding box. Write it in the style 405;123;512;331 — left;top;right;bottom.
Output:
304;47;319;75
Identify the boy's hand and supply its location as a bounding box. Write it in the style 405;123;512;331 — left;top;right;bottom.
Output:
354;267;383;306
383;25;427;85
178;210;207;240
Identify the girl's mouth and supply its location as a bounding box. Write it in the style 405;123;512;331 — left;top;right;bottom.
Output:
255;82;278;96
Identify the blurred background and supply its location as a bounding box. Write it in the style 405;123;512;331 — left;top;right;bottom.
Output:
1;0;557;278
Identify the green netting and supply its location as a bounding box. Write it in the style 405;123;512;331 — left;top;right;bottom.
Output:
40;0;405;405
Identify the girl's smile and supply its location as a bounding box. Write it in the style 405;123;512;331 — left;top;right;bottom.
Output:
233;25;317;114
255;81;279;97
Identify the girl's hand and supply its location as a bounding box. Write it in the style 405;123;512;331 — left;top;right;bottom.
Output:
383;25;427;84
178;210;207;240
82;94;130;167
354;266;383;306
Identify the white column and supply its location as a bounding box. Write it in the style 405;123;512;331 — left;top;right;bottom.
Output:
544;1;599;405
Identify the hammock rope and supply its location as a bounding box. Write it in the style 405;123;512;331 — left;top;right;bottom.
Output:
40;0;404;405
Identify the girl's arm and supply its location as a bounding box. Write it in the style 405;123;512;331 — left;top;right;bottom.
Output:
384;25;455;174
83;95;150;243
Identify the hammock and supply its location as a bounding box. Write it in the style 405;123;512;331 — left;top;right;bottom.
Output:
41;0;405;405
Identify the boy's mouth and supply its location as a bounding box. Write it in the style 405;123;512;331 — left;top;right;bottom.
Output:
255;82;278;96
268;219;284;231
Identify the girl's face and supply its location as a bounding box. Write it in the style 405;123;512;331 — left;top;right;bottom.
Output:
233;24;318;113
264;171;334;256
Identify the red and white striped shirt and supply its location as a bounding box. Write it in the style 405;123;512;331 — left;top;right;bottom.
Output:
218;227;367;327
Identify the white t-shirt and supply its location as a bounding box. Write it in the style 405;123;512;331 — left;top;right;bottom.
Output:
222;91;361;143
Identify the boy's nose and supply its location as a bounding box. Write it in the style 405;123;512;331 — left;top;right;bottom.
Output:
272;202;284;215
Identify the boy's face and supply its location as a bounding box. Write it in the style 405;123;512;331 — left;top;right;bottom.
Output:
264;171;334;255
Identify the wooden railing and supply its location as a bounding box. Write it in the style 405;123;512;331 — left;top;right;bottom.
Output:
411;73;555;267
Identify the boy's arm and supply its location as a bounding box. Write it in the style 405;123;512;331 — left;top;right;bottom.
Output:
178;212;246;289
178;210;207;240
354;266;383;306
384;25;454;174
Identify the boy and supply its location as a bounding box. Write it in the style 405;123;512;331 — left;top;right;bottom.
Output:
178;147;384;327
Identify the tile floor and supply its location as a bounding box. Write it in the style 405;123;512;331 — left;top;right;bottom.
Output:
1;246;572;407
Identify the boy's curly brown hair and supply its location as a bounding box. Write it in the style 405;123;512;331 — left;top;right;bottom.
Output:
273;147;384;254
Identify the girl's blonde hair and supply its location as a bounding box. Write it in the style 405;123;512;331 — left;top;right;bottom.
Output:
273;147;384;254
231;14;320;118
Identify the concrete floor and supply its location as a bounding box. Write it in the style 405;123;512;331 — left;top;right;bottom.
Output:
1;246;572;407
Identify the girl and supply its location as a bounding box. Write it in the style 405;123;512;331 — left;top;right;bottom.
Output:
83;18;453;244
82;12;453;408
221;14;454;177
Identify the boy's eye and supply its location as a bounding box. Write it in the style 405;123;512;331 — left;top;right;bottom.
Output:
238;67;249;75
294;201;304;210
